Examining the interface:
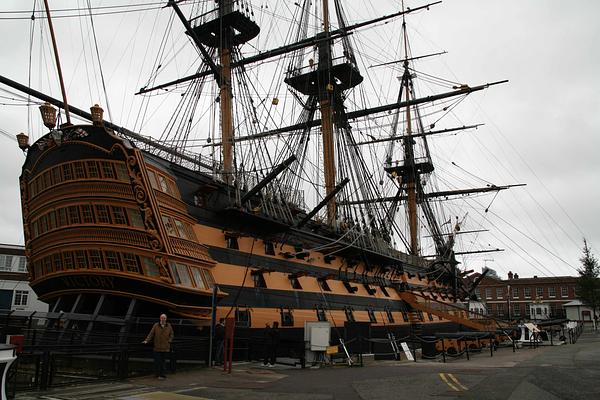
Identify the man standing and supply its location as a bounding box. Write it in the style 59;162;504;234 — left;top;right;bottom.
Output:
143;313;174;379
214;318;225;366
263;321;280;367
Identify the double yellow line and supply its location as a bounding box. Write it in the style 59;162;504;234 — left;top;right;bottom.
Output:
439;373;468;391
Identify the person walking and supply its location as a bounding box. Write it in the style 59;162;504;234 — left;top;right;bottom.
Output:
213;318;225;366
263;321;280;367
143;313;174;379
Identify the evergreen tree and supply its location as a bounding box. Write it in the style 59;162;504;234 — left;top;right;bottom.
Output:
576;239;600;329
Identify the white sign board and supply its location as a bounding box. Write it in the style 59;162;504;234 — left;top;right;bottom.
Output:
400;342;414;361
304;321;331;351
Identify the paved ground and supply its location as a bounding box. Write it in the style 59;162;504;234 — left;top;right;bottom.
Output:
15;329;600;400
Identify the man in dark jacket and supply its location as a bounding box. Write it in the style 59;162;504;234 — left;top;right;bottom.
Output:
143;313;174;379
214;318;225;366
263;321;280;367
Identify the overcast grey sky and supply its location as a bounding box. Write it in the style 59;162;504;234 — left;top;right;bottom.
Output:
0;0;598;279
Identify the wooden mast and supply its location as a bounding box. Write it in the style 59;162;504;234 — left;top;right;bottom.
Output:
43;0;71;125
401;15;419;255
219;1;235;184
320;0;337;226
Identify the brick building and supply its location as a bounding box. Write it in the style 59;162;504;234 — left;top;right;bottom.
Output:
474;271;578;321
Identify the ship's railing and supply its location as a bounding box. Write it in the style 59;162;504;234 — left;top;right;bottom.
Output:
286;54;357;78
191;0;255;27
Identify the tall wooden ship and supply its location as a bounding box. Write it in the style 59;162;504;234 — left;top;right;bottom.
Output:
8;0;512;337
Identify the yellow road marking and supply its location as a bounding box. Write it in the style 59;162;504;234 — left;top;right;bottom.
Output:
439;373;460;391
448;373;468;391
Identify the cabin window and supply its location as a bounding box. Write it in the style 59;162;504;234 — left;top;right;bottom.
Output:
52;254;63;271
367;309;377;323
235;309;251;328
127;208;144;228
175;219;196;241
96;205;111;224
264;241;275;255
289;275;302;290
524;287;532;298
63;252;73;270
225;234;239;250
47;212;56;230
105;251;121;270
158;175;169;193
170;262;193;287
52;167;62;185
115;163;129;182
147;170;159;189
343;281;358;294
81;205;94;223
62;164;73;181
74;251;87;269
385;308;395;323
318;278;331;292
280;307;294;327
73;162;86;179
380;286;390;297
344;307;355;322
112;206;127;225
316;306;327;322
57;208;68;227
87;161;100;178
44;257;52;274
202;269;215;288
89;250;103;269
101;162;115;179
142;257;160;277
162;216;176;236
190;267;207;290
251;271;267;288
122;253;139;273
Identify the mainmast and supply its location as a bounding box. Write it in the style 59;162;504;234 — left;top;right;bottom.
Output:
319;0;337;226
174;0;259;184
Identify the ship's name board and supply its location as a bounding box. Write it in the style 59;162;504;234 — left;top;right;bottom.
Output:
61;275;116;290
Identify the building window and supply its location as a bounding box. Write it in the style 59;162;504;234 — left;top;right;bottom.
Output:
0;255;13;271
561;287;568;297
512;304;521;317
316;306;327;322
512;287;519;298
548;287;556;298
17;257;27;272
496;303;504;316
280;307;294;327
524;287;531;298
496;288;503;299
14;290;28;306
485;288;492;299
367;309;377;323
474;288;481;299
344;307;355;322
536;287;544;298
